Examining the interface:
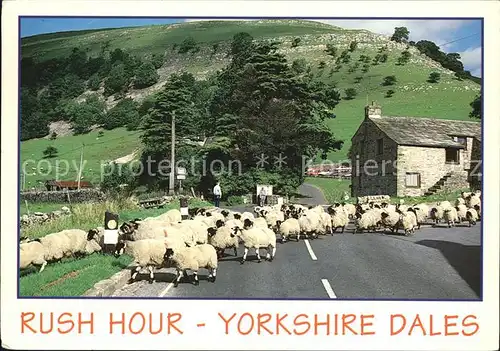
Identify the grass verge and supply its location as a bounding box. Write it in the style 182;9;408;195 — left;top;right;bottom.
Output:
19;197;212;297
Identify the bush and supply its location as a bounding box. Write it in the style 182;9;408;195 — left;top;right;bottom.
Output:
104;64;129;96
178;37;198;54
151;54;164;69
397;50;411;65
43;146;58;158
382;75;397;86
325;44;337;57
385;89;395;98
349;41;358;52
318;61;326;69
291;37;301;48
428;72;441;83
226;195;244;206
344;88;357;100
104;98;140;130
134;62;159;89
87;74;101;91
50;131;57;140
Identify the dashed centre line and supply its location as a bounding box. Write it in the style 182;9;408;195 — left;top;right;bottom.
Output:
321;279;337;299
303;239;318;260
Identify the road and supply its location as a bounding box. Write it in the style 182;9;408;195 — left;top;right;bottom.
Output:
112;189;482;300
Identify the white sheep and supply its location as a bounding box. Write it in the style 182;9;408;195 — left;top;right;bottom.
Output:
207;224;239;258
398;211;417;235
252;217;269;229
455;197;466;207
241;211;255;222
327;207;349;234
443;207;459;228
466;193;481;208
430;206;445;225
164;243;218;287
173;219;209;245
298;210;322;238
380;210;401;233
342;203;357;219
455;204;468;222
473;203;481;220
408;207;426;230
64;229;102;257
437;201;452;210
354;210;380;233
155;209;182;223
264;210;285;231
276;218;301;242
114;238;170;283
20;240;48;272
38;230;74;261
231;222;277;264
318;212;333;234
465;208;479;227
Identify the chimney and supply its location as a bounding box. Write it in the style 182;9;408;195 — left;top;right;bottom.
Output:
365;101;382;119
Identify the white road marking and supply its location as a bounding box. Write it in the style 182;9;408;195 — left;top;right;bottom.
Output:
158;282;174;297
321;279;337;299
303;239;318;261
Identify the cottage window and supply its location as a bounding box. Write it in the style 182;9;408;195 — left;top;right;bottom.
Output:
405;173;420;188
445;148;460;164
452;136;467;150
376;138;383;155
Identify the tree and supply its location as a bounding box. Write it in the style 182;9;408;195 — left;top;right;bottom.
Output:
291;58;308;75
151;54;164;69
134;62;160;89
207;35;343;193
178;37;198;54
379;53;388;63
43;146;58;158
391;27;410;43
104;63;129;96
428;72;441;83
50;131;57;140
105;98;140;130
291;37;301;48
348;41;358;52
325;44;337;58
385;89;395;98
87;74;101;91
382;75;397;86
469;94;481;119
397;50;411;65
344;88;357;100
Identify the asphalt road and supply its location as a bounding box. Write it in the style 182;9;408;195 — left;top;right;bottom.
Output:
112;190;482;300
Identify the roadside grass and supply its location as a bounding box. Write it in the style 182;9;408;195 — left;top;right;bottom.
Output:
20;202;68;215
19;197;212;297
304;177;470;205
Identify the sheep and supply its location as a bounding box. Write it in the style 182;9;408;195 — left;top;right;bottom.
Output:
264;210;285;231
155;209;182;224
461;191;472;199
326;206;349;234
164;244;218;287
119;220;195;248
207;223;238;258
241;211;255;222
309;205;325;214
114;238;170;284
172;219;209;245
342;203;357;219
354;210;379;234
318;212;333;234
225;218;244;231
429;206;445;225
380;202;397;212
443;207;459;228
298;211;322;239
252;217;269;229
231;222;277;264
437;201;452;210
38;230;74;261
409;206;427;229
455;204;468;222
20;240;48;272
398;210;417;235
473;204;481;220
455;197;466;207
64;229;102;257
465;208;479;227
380;210;401;233
276;218;301;242
466;193;481;208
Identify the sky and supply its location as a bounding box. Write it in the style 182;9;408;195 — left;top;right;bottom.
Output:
20;17;482;77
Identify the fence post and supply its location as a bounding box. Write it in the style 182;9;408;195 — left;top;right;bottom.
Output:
103;211;119;255
180;197;189;220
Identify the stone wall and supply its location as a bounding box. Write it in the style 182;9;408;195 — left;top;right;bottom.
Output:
469;138;482;191
396;146;469;197
351;118;398;197
21;189;106;203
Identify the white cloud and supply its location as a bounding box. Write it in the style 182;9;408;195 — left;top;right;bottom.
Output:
458;46;482;77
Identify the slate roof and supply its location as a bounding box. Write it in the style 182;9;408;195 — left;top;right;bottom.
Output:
368;116;482;148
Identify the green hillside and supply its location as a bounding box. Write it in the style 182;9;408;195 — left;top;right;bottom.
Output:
20;19;480;187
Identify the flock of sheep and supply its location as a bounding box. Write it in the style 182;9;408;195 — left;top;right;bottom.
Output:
19;190;481;289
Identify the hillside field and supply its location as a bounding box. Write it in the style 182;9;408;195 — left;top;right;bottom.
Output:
20;19;481;186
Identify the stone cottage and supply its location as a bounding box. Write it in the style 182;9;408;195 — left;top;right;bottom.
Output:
350;102;482;197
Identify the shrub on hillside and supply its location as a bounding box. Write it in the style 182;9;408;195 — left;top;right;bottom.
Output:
291;37;301;48
385;89;395;98
178;37;198;54
100;161;140;196
134;62;160;89
325;44;337;57
397;50;411;65
349;41;358;52
151;54;164;69
104;98;140;130
318;61;326;69
87;74;101;91
104;63;130;96
344;88;357;100
354;76;363;83
43;146;58;159
50;131;57;140
428;72;441;83
382;75;397;86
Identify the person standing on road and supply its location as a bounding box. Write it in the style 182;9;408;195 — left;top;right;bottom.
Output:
213;181;222;208
259;187;267;207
